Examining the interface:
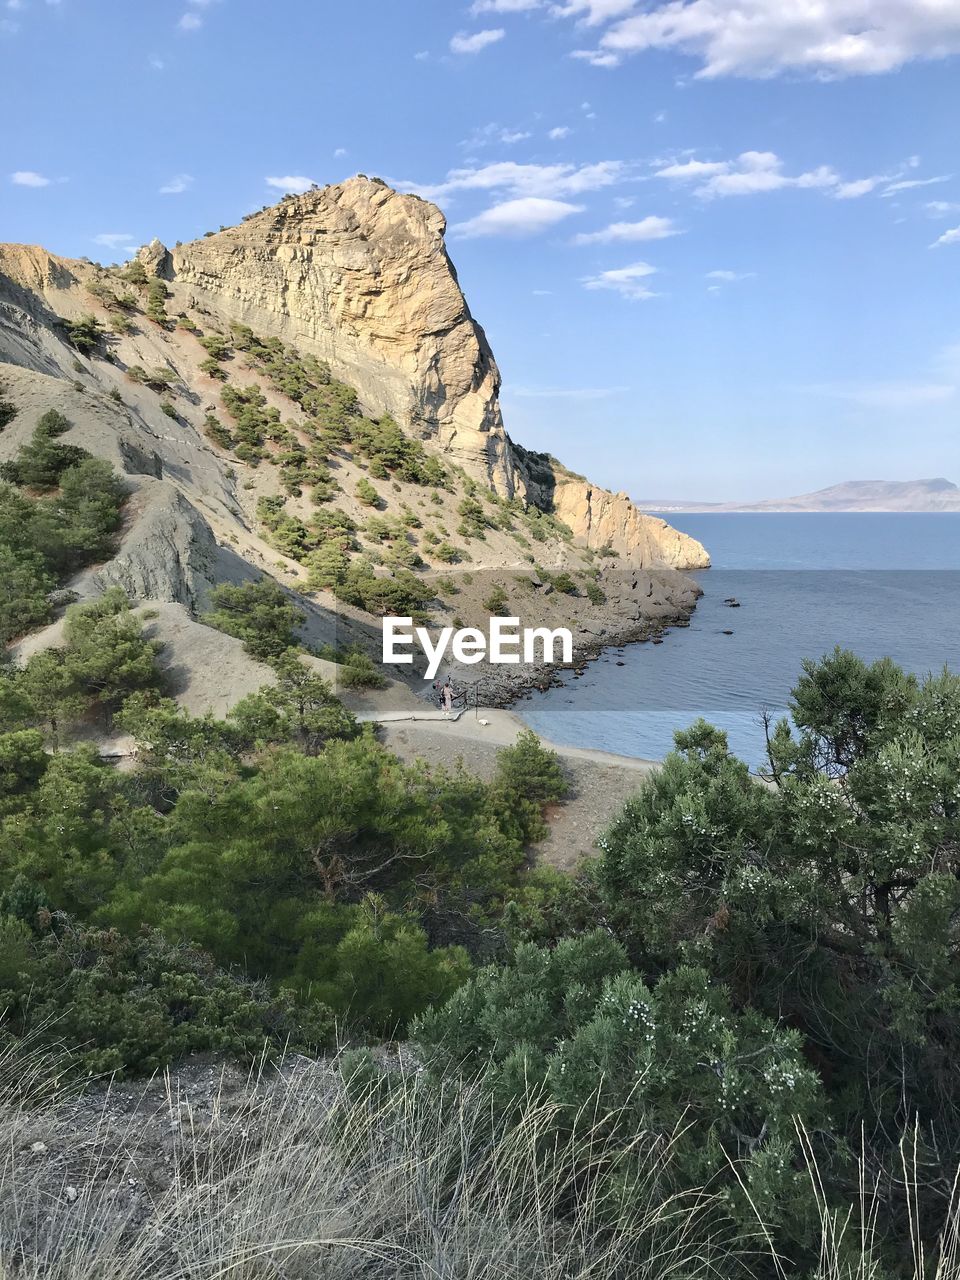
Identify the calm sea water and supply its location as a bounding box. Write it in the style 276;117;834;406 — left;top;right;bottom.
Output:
517;514;960;768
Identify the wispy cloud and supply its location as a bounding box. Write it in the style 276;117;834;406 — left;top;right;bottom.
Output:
93;233;141;257
10;170;51;187
471;0;542;10
178;12;203;30
159;173;193;195
548;126;571;140
931;225;960;248
556;0;636;24
706;269;755;282
450;28;505;54
397;159;627;201
582;261;658;300
452;196;583;237
653;150;879;200
926;200;960;217
265;175;317;194
573;215;680;244
563;0;960;79
881;174;952;196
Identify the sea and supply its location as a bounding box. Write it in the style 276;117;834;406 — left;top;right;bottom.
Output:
516;514;960;769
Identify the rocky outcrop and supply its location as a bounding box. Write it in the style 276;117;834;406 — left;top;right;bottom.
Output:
0;177;709;614
168;177;522;498
72;480;255;610
552;480;710;569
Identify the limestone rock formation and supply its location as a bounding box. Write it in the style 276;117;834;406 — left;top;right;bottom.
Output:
0;175;709;679
169;178;522;498
552;480;710;569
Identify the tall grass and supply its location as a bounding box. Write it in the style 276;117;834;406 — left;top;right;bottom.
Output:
1;1049;960;1279
0;1050;736;1280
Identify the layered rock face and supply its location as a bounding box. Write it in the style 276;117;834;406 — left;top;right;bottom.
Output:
165;177;707;569
553;480;710;569
169;178;522;498
0;177;708;595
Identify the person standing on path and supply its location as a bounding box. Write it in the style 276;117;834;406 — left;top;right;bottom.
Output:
442;678;454;716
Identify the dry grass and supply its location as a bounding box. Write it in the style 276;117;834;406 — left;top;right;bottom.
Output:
2;1047;960;1280
0;1049;735;1280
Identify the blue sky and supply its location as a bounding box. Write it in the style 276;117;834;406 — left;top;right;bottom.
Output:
2;0;958;501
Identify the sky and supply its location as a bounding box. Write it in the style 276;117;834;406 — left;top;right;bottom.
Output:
2;0;959;502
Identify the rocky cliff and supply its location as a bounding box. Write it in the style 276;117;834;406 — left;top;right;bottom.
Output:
169;179;522;499
0;178;708;701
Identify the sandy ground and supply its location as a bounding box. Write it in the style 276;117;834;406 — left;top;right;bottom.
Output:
376;704;655;871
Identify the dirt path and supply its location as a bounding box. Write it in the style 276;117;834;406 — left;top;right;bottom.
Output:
377;709;656;871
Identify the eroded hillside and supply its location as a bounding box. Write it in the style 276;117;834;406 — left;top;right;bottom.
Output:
0;177;707;704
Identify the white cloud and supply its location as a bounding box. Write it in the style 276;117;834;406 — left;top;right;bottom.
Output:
834;176;885;199
413;49;429;60
265;175;317;194
178;12;202;30
149;54;165;70
450;28;505;54
582;261;658;299
548;126;571;140
11;170;51;187
706;269;755;292
472;0;542;10
159;173;193;195
881;174;952;196
654;157;728;181
553;0;636;24
926;200;960;217
571;48;621;67
569;0;960;78
398;159;626;201
655;150;863;199
334;147;348;158
932;225;960;248
500;129;532;143
573;215;680;244
452;196;584;237
93;233;140;257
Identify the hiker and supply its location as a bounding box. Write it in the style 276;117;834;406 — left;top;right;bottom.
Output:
442;678;454;715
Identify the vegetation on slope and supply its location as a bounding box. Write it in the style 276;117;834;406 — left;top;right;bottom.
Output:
0;411;126;645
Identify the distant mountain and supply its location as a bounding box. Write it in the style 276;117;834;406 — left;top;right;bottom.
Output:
641;478;960;514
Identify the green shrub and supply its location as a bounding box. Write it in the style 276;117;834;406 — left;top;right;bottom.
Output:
121;260;148;286
0;393;15;431
204;579;304;660
65;314;105;354
339;647;388;690
483;585;509;614
355;477;380;507
413;931;822;1240
0;914;334;1077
